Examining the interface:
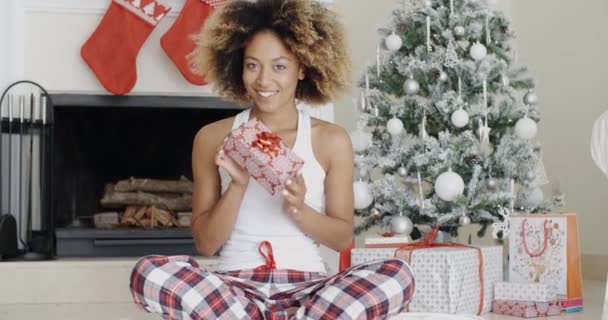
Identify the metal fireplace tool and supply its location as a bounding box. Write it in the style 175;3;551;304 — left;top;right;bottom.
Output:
0;80;52;261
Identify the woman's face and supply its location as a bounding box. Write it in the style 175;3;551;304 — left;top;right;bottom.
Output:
242;30;304;113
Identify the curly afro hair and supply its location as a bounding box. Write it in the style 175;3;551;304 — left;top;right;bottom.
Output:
188;0;351;106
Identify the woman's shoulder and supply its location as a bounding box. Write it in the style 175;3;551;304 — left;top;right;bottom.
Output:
194;116;236;149
310;117;351;145
309;117;353;165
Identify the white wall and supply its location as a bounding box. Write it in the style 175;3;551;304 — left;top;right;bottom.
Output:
511;0;608;256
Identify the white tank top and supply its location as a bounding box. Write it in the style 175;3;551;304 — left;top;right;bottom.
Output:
217;107;328;273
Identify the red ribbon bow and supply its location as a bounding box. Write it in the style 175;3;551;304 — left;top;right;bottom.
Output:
395;226;485;316
254;241;277;271
252;131;282;158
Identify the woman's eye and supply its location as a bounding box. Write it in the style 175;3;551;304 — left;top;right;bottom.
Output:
246;63;258;70
275;65;286;71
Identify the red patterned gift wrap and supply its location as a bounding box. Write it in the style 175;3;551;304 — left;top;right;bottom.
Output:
492;299;562;318
223;118;304;195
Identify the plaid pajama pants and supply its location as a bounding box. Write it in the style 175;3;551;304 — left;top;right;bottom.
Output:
130;251;414;319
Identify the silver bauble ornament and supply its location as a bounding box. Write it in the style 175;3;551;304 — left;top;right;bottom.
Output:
390;216;414;235
385;33;403;51
398;167;408;177
515;116;538;140
451;108;469;128
487;177;497;189
459;215;471;225
523;90;539;105
370;208;381;219
387;117;404;136
439;71;448;82
434;169;465;202
356;168;370;181
469;41;487;61
403;77;420;95
454;26;465;37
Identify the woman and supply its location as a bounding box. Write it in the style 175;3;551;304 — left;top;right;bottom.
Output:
130;0;414;319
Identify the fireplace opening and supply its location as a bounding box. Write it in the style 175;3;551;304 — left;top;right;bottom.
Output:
51;94;240;257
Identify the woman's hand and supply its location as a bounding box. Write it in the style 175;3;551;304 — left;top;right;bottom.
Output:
282;172;306;219
215;146;250;187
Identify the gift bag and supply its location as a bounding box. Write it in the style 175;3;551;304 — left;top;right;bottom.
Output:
509;213;583;311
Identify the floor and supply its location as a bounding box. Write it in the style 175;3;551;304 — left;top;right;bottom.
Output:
0;257;604;320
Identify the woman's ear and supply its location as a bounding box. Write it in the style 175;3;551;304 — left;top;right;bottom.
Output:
298;66;305;80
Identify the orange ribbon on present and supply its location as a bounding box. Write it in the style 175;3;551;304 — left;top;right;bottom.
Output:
395;226;485;316
252;131;282;158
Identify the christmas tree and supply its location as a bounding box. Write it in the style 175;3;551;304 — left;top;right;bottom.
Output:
351;0;564;238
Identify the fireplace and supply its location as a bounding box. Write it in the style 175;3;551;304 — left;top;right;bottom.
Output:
50;94;241;257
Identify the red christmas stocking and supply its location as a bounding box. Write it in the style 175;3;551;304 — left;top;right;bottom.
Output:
81;0;172;95
160;0;228;86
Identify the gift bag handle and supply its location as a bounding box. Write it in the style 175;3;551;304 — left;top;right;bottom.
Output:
521;219;550;257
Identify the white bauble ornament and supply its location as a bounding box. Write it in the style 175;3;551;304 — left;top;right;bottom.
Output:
385;33;403;51
451;108;469;128
398;167;408;177
515;116;538;140
434;169;465;201
523;90;539;105
390;216;414;235
350;129;372;153
353;181;373;209
526;171;536;181
387;117;404;136
525;187;544;207
403;77;420;95
459;215;471;225
469;41;487;61
424;0;432;7
439;71;448;82
454;26;465;37
487;177;497;189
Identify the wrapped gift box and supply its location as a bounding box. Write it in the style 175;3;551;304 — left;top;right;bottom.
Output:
364;235;411;248
223;118;304;195
351;246;503;314
494;281;556;302
492;299;562;318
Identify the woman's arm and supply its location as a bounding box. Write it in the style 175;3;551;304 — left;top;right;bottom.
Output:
190;120;250;256
283;124;354;251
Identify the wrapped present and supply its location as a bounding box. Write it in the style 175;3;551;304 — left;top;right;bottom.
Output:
492;299;562;318
351;232;503;315
364;234;411;248
223;118;304;195
351;248;396;265
494;282;557;302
